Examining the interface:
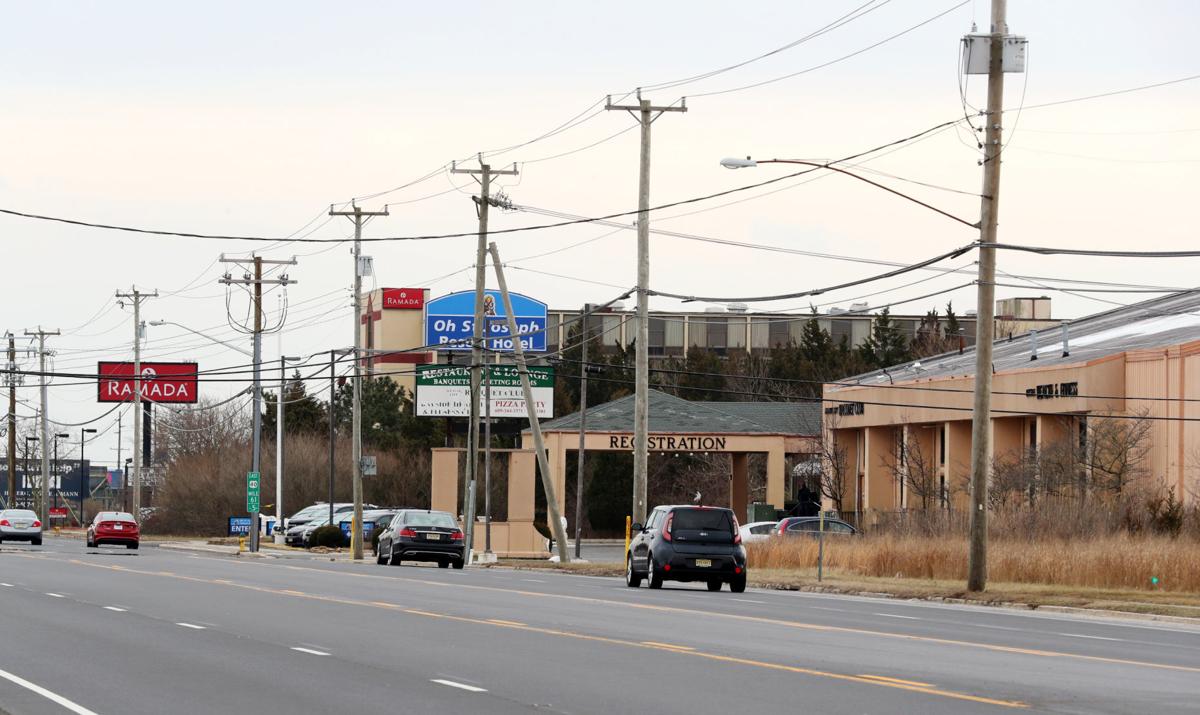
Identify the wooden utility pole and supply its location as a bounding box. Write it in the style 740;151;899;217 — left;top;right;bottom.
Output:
605;92;686;525
488;242;570;563
329;204;387;560
967;0;1009;592
450;158;517;563
5;333;18;507
220;255;296;553
115;287;156;521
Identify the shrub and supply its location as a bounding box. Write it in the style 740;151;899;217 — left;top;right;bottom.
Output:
309;525;344;548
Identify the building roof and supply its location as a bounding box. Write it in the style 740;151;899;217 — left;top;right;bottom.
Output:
536;389;821;436
835;291;1200;387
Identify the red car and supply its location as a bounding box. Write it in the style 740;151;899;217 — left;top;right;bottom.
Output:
87;511;139;550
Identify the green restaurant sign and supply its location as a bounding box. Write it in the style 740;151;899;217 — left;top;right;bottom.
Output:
415;365;554;418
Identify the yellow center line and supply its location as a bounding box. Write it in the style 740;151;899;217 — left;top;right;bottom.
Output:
31;555;1024;709
641;641;695;651
859;675;936;688
24;552;1200;678
488;619;527;627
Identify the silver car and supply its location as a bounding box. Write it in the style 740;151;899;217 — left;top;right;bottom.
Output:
0;509;44;545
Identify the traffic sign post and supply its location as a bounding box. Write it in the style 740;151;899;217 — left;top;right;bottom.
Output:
246;471;261;552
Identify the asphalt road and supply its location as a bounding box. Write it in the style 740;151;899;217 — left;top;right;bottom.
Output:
2;536;1199;714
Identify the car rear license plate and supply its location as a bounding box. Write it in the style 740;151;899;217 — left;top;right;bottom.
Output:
113;525;124;530
425;533;441;540
14;522;29;528
695;558;712;568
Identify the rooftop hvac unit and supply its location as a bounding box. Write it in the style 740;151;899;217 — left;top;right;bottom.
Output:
827;307;847;315
849;302;869;313
727;302;749;313
965;309;978;317
704;306;726;313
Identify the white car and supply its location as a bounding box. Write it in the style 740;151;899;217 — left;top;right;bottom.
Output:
738;521;779;544
0;509;44;545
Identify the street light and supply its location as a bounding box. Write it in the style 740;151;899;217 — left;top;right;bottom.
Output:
719;156;978;229
123;457;132;513
274;354;302;544
80;428;97;525
147;320;254;357
53;432;69;519
24;436;38;511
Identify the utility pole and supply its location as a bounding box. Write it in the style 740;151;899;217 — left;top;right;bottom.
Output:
24;326;59;524
5;333;19;507
220;255;296;553
489;242;570;562
483;363;493;558
450;158;517;563
115;287;156;522
605;92;686;525
329;203;388;561
966;0;1010;593
328;349;336;527
574;306;600;560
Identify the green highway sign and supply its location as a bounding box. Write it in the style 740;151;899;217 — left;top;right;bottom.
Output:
246;471;261;513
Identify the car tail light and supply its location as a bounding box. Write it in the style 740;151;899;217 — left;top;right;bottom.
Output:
0;519;8;527
732;515;742;545
32;520;41;528
735;566;743;574
663;564;671;572
399;527;417;538
450;530;464;541
661;513;673;541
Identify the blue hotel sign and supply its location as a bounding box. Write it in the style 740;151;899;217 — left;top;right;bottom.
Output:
424;290;547;353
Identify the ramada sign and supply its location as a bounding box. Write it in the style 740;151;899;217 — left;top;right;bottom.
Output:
98;361;199;404
382;288;424;310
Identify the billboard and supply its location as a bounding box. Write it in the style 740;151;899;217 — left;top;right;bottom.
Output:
424;290;547;352
0;461;89;504
98;361;199;403
415;364;554;418
381;287;425;310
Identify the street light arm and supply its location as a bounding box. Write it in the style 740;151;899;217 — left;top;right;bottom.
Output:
724;158;980;229
148;320;254;358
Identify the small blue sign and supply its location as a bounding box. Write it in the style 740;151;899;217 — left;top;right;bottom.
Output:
340;520;376;542
425;290;547;352
228;516;253;536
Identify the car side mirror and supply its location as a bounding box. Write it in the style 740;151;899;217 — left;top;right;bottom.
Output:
630;523;643;533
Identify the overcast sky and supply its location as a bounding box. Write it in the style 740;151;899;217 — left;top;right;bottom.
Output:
2;1;1197;467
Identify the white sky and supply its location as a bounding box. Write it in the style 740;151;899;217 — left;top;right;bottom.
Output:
1;1;1198;467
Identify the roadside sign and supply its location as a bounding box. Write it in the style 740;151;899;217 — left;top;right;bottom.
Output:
361;455;377;476
424;290;547;352
246;472;260;513
228;516;253;536
416;364;554;418
340;520;376;541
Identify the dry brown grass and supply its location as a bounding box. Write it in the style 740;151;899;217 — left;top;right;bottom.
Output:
746;534;1200;592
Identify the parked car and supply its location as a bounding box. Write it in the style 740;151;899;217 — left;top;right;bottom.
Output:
626;505;747;592
376;509;464;569
284;512;334;547
774;516;858;537
282;502;358;531
738;521;779;544
0;509;43;545
87;511;139;550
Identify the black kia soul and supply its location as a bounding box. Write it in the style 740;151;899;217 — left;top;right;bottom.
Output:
626;505;747;592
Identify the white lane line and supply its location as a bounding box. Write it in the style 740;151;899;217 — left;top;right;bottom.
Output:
809;606;847;612
431;679;487;693
1059;633;1123;642
521;579;546;583
965;623;1024;632
45;592;65;598
103;606;127;612
876;613;920;620
732;598;767;604
291;647;331;656
0;667;101;715
175;622;206;630
0;583;12;587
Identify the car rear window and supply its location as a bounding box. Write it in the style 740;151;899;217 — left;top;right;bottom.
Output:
404;512;457;528
3;510;37;519
672;508;734;532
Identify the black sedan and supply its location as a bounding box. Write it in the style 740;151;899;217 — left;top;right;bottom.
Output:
376;509;464;569
626;505;747;592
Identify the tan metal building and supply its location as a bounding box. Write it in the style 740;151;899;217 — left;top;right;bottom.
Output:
823;292;1200;516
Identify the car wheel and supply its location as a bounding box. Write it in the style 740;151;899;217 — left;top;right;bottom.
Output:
86;538;93;548
451;559;464;570
730;573;747;593
625;554;643;588
126;542;137;550
707;579;723;592
438;560;450;569
376;547;387;565
647;554;663;589
386;548;399;566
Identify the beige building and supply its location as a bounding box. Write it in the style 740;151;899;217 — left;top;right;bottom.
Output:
823;292;1200;517
356;287;432;394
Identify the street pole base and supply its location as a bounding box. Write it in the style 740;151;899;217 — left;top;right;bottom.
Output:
473;551;497;565
273;534;284;545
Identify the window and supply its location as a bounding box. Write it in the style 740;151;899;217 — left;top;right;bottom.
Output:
403;511;457;528
645;509;663;529
750;523;776;535
788;520;819;532
824;521;854;534
546;313;561;351
789;319;805;344
689;318;707;347
750;319;770;349
769;319;789;348
672;508;734;532
665;318;684;348
727;319;747;349
707;317;727;351
648;317;666;354
830;319;851;346
602;315;622;345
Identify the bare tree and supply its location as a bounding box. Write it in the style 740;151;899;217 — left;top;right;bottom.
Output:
882;426;941;510
818;416;851;512
1081;412;1153;495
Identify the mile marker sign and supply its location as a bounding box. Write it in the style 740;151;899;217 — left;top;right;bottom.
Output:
246;472;261;513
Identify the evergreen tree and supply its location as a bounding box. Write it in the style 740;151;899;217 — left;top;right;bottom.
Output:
944;301;962;341
799;318;834;366
263;370;327;436
858;307;912;369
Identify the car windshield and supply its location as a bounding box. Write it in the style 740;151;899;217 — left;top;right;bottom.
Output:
289;505;326;520
672;508;734;533
403;512;457;528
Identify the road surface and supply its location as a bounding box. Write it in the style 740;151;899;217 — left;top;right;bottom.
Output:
1;536;1198;714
